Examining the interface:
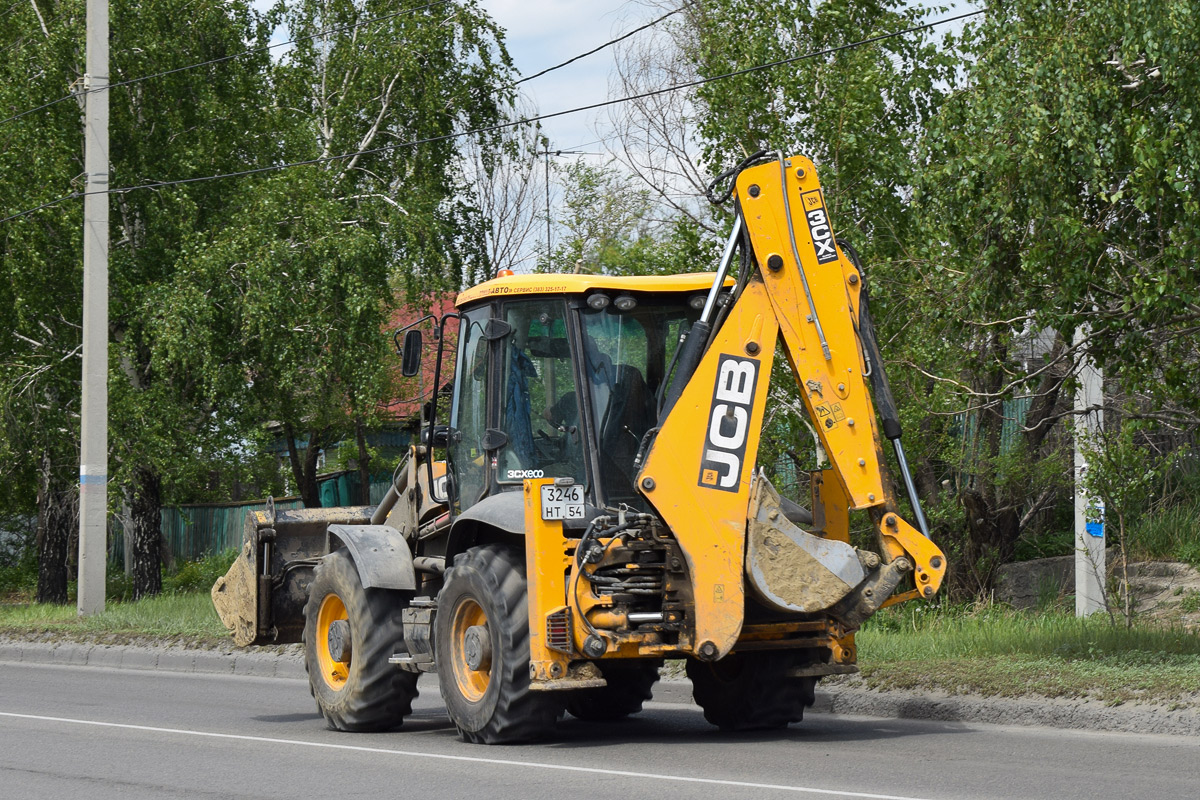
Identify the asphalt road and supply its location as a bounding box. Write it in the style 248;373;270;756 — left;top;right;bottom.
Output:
1;663;1197;800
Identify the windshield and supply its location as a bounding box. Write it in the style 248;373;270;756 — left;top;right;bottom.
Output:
580;297;699;505
496;301;586;487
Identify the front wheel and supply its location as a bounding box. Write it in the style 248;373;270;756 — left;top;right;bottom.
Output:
434;544;560;743
303;548;419;731
687;651;817;731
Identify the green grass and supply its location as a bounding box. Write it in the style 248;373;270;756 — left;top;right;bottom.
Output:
0;591;229;642
1;549;238;605
1180;591;1200;614
1128;501;1200;566
855;603;1200;705
0;550;237;644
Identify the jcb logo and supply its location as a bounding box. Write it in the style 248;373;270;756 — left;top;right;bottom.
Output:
698;355;759;492
801;190;838;264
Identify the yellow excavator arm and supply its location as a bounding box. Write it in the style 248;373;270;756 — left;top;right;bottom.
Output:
632;153;945;658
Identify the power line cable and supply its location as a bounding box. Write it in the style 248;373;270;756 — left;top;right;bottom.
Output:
0;0;455;128
0;192;80;224
513;3;687;86
0;0;28;24
1;8;987;225
1;33;31;57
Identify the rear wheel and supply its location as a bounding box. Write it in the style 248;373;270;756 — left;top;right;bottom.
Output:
303;548;419;731
687;651;817;731
435;543;560;743
564;659;662;721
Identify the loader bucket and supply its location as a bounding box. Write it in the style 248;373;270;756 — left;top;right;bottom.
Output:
212;503;372;646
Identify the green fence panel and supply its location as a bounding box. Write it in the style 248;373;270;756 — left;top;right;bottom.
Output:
108;472;397;566
109;497;305;566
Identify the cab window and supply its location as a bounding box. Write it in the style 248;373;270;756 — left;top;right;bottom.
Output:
581;298;698;505
496;301;586;486
448;307;491;512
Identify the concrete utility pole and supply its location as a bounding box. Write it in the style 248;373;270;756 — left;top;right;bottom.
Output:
78;0;110;616
1073;326;1105;616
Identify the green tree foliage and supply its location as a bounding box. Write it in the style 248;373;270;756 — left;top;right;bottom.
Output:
155;0;516;507
2;0;516;595
685;0;955;263
105;0;279;597
675;0;960;542
1;0;282;600
275;0;514;295
906;0;1200;593
920;0;1200;406
541;160;653;273
154;170;400;507
2;0;97;602
542;159;720;275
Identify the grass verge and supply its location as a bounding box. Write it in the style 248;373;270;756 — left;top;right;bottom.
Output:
854;603;1200;707
0;592;229;644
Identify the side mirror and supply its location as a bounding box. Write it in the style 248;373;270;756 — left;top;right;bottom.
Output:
422;425;450;447
400;329;423;377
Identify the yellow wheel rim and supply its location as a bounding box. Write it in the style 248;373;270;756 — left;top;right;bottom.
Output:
315;593;350;690
449;598;490;702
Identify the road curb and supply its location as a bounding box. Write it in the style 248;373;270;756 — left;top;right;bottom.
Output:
0;639;306;681
810;684;1200;737
4;638;1198;736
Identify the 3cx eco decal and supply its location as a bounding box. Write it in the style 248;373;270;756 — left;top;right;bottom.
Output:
800;189;839;264
506;468;544;480
698;355;759;492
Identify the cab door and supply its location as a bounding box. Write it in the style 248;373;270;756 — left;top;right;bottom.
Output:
447;305;495;513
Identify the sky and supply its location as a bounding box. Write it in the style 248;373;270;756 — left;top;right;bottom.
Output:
477;1;981;155
479;0;644;153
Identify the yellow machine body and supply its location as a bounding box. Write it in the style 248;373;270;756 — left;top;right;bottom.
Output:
517;155;945;679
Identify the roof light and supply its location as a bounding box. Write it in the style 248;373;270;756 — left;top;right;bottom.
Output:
688;294;706;310
614;295;638;311
497;269;514;277
587;293;611;310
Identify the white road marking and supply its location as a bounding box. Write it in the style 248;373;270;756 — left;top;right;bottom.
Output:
0;710;937;800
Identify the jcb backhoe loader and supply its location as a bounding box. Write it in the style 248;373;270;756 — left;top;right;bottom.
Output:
212;152;946;743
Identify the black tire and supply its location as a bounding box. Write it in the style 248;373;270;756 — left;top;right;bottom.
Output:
687;651;817;731
303;548;419;731
564;659;662;721
434;543;560;744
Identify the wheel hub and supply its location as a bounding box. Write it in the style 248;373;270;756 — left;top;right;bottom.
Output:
315;592;350;690
327;619;352;663
463;624;492;671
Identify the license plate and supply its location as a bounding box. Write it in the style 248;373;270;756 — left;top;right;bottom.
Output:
540;484;584;521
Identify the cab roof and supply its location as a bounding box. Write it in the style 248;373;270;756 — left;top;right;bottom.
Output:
455;272;728;308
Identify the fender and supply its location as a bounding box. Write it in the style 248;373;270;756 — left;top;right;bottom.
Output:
325;524;417;591
444;490;526;563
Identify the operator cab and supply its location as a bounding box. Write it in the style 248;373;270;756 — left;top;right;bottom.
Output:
438;274;723;517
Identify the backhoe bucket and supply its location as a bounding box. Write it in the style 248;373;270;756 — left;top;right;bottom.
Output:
211;504;372;646
744;474;867;615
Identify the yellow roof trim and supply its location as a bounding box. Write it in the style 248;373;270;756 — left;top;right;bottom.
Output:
455;272;729;308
